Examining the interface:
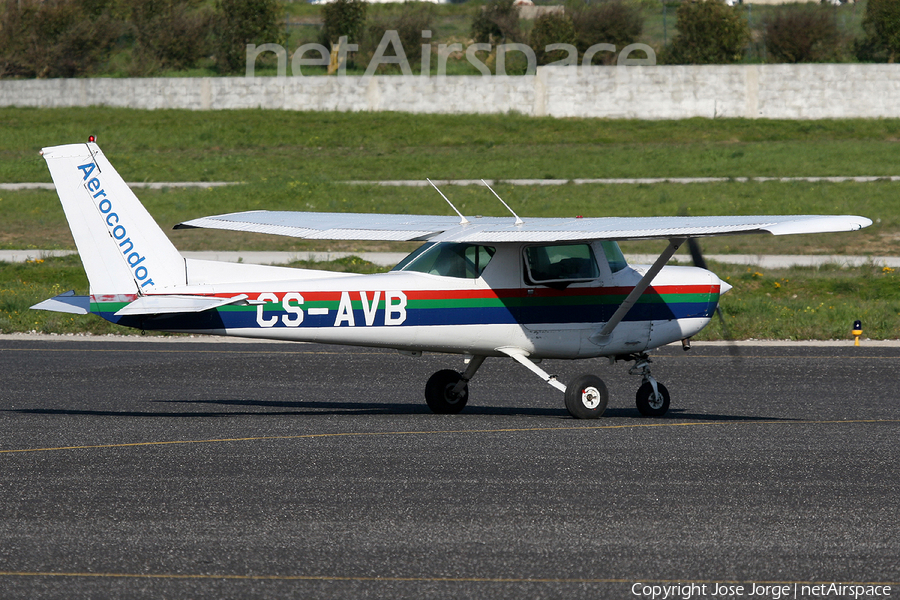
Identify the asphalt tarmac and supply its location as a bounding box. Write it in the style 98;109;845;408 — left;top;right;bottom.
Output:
0;337;898;599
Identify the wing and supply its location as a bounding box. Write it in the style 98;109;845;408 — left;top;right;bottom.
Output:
174;211;872;243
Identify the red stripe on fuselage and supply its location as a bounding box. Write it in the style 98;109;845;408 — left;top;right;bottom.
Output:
141;284;721;302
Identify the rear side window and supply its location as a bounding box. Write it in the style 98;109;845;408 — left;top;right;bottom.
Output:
524;244;600;284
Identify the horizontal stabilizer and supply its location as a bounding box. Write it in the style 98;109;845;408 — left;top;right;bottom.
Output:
114;294;250;316
30;290;90;315
175;211;873;243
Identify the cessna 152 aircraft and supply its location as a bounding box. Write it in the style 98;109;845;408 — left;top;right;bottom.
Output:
34;141;872;418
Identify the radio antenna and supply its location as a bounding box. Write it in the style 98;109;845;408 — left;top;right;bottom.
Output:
428;178;469;225
482;179;523;226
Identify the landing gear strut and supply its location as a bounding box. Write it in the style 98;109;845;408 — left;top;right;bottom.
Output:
499;348;609;419
628;353;670;417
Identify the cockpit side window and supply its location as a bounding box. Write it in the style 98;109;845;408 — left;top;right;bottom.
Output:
392;243;496;278
524;244;600;285
599;240;628;273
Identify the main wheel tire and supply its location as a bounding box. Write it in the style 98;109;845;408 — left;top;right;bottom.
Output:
635;381;670;417
424;369;469;414
564;374;609;419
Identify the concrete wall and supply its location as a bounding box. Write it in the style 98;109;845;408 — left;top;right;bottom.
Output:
1;64;899;119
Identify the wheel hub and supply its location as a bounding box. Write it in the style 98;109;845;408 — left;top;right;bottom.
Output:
444;385;465;405
581;386;602;409
647;392;664;410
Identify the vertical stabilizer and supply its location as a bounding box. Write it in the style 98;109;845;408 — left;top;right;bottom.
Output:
41;142;185;295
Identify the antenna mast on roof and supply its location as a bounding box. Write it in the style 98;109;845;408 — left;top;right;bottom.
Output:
481;179;523;226
428;178;469;225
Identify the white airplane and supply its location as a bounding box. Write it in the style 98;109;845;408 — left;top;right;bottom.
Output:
33;141;872;418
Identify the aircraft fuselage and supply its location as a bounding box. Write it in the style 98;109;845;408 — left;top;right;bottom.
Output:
90;241;726;359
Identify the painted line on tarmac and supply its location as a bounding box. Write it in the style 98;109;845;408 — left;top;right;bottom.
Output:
0;571;630;584
2;419;898;455
0;571;894;588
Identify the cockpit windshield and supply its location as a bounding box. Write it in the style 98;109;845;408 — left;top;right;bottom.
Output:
392;243;496;279
599;240;627;273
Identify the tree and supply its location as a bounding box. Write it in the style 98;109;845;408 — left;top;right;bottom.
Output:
471;0;522;45
765;5;841;63
529;11;576;65
320;0;367;47
570;0;643;65
856;0;900;62
362;4;433;73
0;0;123;78
666;0;749;65
129;0;213;73
213;0;283;73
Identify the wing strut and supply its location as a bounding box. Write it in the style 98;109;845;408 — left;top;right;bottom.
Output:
589;238;685;346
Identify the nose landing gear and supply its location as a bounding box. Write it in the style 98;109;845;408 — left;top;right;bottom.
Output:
628;353;670;417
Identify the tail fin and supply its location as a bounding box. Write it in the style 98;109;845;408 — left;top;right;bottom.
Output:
41;142;185;295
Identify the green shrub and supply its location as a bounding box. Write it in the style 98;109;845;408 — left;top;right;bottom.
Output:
320;0;368;47
666;0;749;64
129;0;213;74
529;11;576;65
0;0;123;78
362;3;434;73
471;0;523;44
213;0;283;73
765;5;842;63
570;0;643;65
855;0;900;62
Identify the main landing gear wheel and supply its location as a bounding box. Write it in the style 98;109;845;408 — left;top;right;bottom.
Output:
425;369;469;414
636;381;670;417
565;374;609;419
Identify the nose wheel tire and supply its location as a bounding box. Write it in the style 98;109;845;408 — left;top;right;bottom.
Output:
565;374;609;419
425;369;469;414
636;381;670;417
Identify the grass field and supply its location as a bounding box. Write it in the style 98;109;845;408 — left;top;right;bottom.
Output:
1;107;898;338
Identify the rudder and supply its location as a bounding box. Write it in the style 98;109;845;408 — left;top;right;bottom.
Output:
41;142;185;295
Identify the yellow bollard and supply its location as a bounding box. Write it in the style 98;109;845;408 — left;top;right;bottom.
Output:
328;41;341;75
852;319;862;347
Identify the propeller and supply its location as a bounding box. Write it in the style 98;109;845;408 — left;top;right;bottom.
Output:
687;236;740;355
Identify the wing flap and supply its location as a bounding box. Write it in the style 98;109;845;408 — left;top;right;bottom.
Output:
114;294;250;316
